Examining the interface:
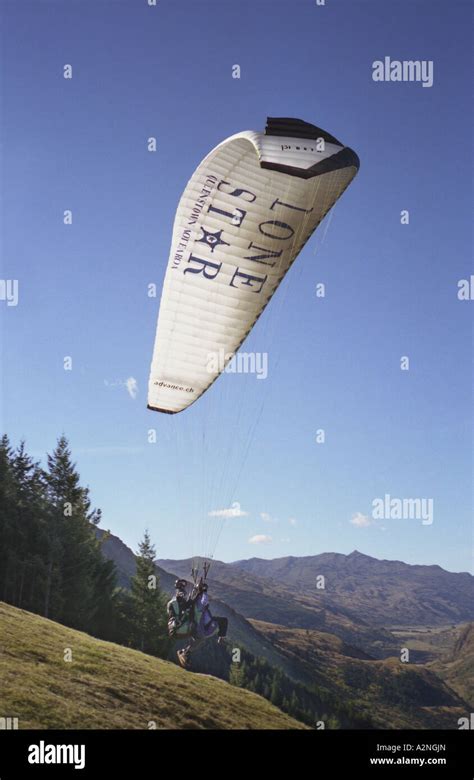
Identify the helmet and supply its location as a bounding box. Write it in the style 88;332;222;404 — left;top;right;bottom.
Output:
175;579;188;591
198;581;208;593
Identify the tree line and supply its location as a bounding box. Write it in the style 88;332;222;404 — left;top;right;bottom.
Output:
0;434;169;656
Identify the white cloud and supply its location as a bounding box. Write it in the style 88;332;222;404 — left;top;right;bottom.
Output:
350;512;373;528
280;536;291;543
125;377;138;399
209;501;248;519
289;517;297;526
249;534;272;545
104;377;138;400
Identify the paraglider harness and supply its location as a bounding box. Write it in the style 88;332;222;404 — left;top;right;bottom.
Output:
167;562;211;639
167;593;195;639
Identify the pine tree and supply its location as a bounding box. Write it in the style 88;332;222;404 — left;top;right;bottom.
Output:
270;676;281;706
0;435;15;602
130;530;169;656
290;691;299;716
43;435;113;629
229;660;245;688
11;442;48;610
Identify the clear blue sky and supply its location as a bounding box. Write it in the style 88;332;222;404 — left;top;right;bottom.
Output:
1;0;472;573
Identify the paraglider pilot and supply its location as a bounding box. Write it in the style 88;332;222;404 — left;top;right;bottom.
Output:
168;579;227;669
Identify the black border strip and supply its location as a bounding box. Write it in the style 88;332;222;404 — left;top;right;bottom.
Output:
261;146;360;180
265;116;343;146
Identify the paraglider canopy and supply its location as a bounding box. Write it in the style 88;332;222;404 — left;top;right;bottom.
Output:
148;117;359;415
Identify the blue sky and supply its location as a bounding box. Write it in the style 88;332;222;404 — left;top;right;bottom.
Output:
1;0;472;573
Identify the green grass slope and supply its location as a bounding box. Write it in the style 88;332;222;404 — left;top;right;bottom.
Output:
0;602;305;730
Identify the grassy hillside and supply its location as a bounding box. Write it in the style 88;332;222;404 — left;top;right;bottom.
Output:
0;602;305;730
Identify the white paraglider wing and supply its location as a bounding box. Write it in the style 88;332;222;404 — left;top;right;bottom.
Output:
148;118;359;414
